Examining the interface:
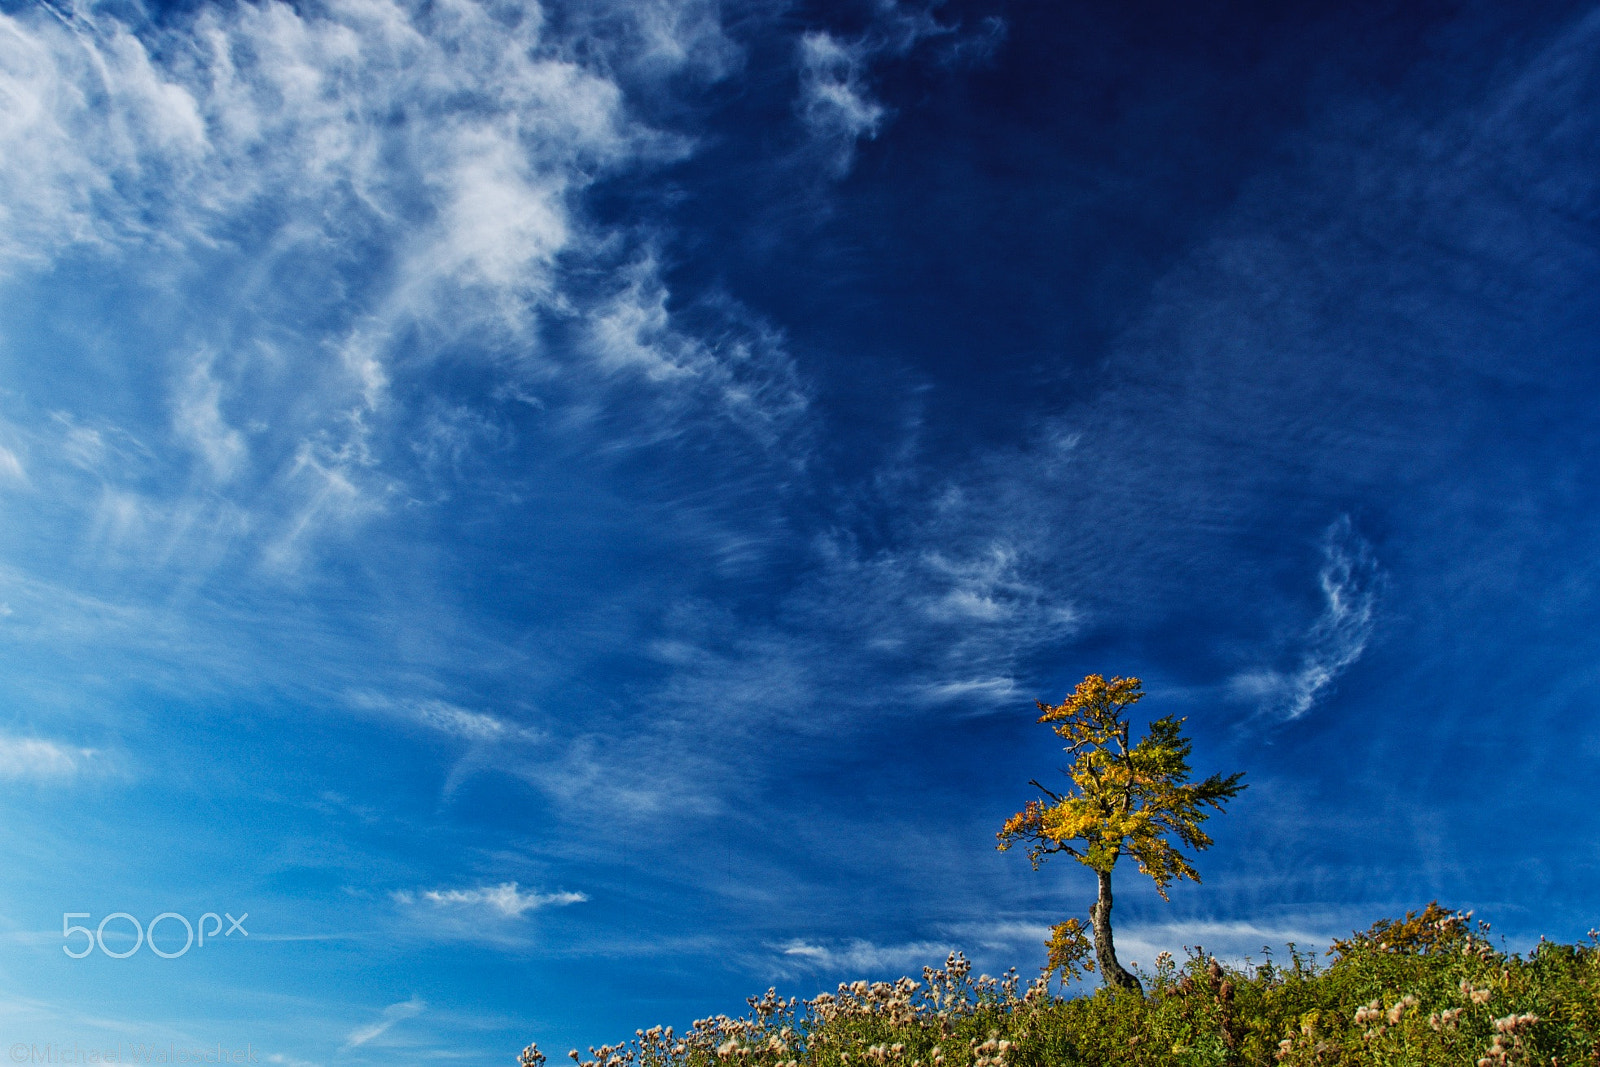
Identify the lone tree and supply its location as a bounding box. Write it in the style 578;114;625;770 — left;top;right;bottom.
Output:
998;674;1245;994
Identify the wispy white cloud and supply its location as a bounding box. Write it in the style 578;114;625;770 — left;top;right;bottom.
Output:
775;937;953;976
388;882;586;947
396;882;587;918
922;543;1037;623
0;0;806;593
571;524;1083;823
263;1055;322;1067
796;32;886;178
409;701;526;743
173;348;247;484
0;734;96;780
0;5;826;797
793;4;1005;178
341;995;424;1050
918;676;1020;704
0;3;208;268
581;255;810;445
1232;517;1382;720
0;444;24;485
347;691;541;745
940;919;1052;953
545;0;742;86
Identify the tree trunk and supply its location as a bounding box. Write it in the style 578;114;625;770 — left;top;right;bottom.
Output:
1091;868;1143;994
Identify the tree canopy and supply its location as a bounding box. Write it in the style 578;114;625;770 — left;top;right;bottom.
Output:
998;674;1246;991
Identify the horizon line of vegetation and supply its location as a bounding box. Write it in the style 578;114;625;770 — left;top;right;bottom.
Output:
521;905;1600;1067
517;675;1597;1066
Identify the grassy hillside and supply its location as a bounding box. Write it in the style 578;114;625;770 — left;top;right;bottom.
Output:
520;905;1600;1067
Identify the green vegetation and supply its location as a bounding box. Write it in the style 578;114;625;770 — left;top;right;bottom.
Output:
519;904;1600;1067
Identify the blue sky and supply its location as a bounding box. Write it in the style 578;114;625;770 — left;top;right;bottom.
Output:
2;0;1599;1060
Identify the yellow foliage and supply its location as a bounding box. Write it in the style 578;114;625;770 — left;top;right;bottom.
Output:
998;674;1245;983
1044;918;1095;977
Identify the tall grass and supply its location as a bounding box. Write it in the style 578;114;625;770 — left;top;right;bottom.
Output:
520;905;1600;1067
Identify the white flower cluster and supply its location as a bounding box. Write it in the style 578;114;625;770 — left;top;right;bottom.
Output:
536;952;1053;1067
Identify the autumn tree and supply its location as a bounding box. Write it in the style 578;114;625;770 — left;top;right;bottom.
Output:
997;674;1245;994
